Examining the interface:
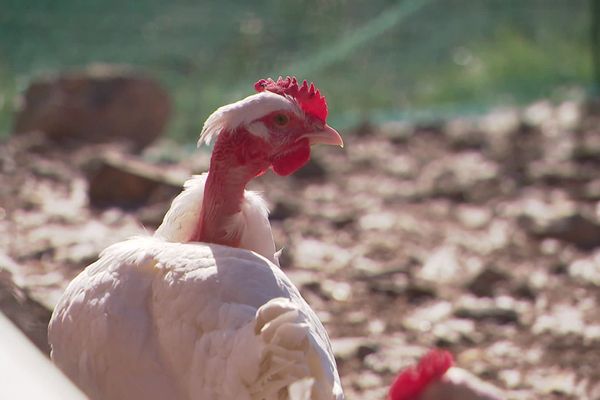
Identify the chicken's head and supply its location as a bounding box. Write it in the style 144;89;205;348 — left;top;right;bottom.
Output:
388;349;454;400
199;76;342;177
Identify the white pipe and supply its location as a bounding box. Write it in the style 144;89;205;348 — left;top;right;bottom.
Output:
0;312;87;399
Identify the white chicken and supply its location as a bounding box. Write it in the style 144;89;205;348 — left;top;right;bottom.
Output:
49;77;345;400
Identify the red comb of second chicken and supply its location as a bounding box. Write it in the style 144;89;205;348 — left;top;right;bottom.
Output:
255;76;329;123
388;349;454;400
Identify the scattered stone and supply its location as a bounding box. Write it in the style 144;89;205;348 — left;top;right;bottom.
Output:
456;205;492;229
418;152;499;201
568;251;600;286
368;319;386;335
432;318;477;345
403;301;453;333
498;369;522;389
454;296;520;324
581;179;600;201
467;268;510;297
14;64;171;151
416;246;483;286
522;101;554;129
331;337;378;362
321;279;352;302
478;107;520;157
84;149;186;209
378;121;414;143
444;118;485;149
366;273;409;297
362;341;426;374
293;238;352;271
532;304;585;336
358;212;396;231
527;369;578;396
269;200;300;221
354;371;383;390
573;129;600;162
522;211;600;250
291;157;328;180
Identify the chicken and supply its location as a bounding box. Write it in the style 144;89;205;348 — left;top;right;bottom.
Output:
48;77;345;400
388;349;505;400
284;349;505;400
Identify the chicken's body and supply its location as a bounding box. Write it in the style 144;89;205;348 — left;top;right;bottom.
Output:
49;237;342;400
49;77;345;400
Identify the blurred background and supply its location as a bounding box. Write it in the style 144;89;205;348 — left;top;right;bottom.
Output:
1;1;600;399
0;0;595;140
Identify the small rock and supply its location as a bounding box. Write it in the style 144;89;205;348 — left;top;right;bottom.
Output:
467;268;510;297
362;342;426;374
331;337;378;362
444;118;485;149
522;101;554;128
291;157;328;180
354;371;382;390
432;318;477;345
454;296;520;324
417;246;483;286
523;211;600;250
14;64;171;151
498;369;522;389
293;238;352;271
85;149;186;209
456;205;492;229
321;279;352;302
478;107;521;156
527;369;577;396
378;121;414;143
404;301;453;333
418;152;499;201
568;250;600;286
573;129;600;162
358;212;396;231
532;304;585;336
269;200;299;221
367;319;386;335
581;179;600;201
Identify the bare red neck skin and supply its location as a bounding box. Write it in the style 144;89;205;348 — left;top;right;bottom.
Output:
189;129;270;246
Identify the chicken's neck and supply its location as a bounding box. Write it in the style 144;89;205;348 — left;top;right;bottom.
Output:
191;130;270;247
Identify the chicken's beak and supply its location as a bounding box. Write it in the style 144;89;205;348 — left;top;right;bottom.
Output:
298;124;344;148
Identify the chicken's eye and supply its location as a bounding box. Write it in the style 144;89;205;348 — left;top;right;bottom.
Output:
274;113;289;126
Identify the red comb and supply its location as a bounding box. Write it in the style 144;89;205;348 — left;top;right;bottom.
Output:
254;76;328;123
388;349;454;400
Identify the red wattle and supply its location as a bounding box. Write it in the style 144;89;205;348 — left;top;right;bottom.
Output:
271;141;310;176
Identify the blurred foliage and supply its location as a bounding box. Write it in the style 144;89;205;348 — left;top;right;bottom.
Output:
0;0;594;141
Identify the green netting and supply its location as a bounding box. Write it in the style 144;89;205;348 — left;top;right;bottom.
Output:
0;0;594;140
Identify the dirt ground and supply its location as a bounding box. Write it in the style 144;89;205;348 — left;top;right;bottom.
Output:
1;99;600;399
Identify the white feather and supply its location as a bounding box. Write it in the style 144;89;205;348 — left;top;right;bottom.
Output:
49;237;344;400
154;173;278;265
199;91;302;146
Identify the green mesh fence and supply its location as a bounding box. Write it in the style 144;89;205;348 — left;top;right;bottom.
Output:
0;0;595;141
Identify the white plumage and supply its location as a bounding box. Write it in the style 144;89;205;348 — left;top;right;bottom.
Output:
49;175;344;400
154;174;278;265
49;80;345;400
